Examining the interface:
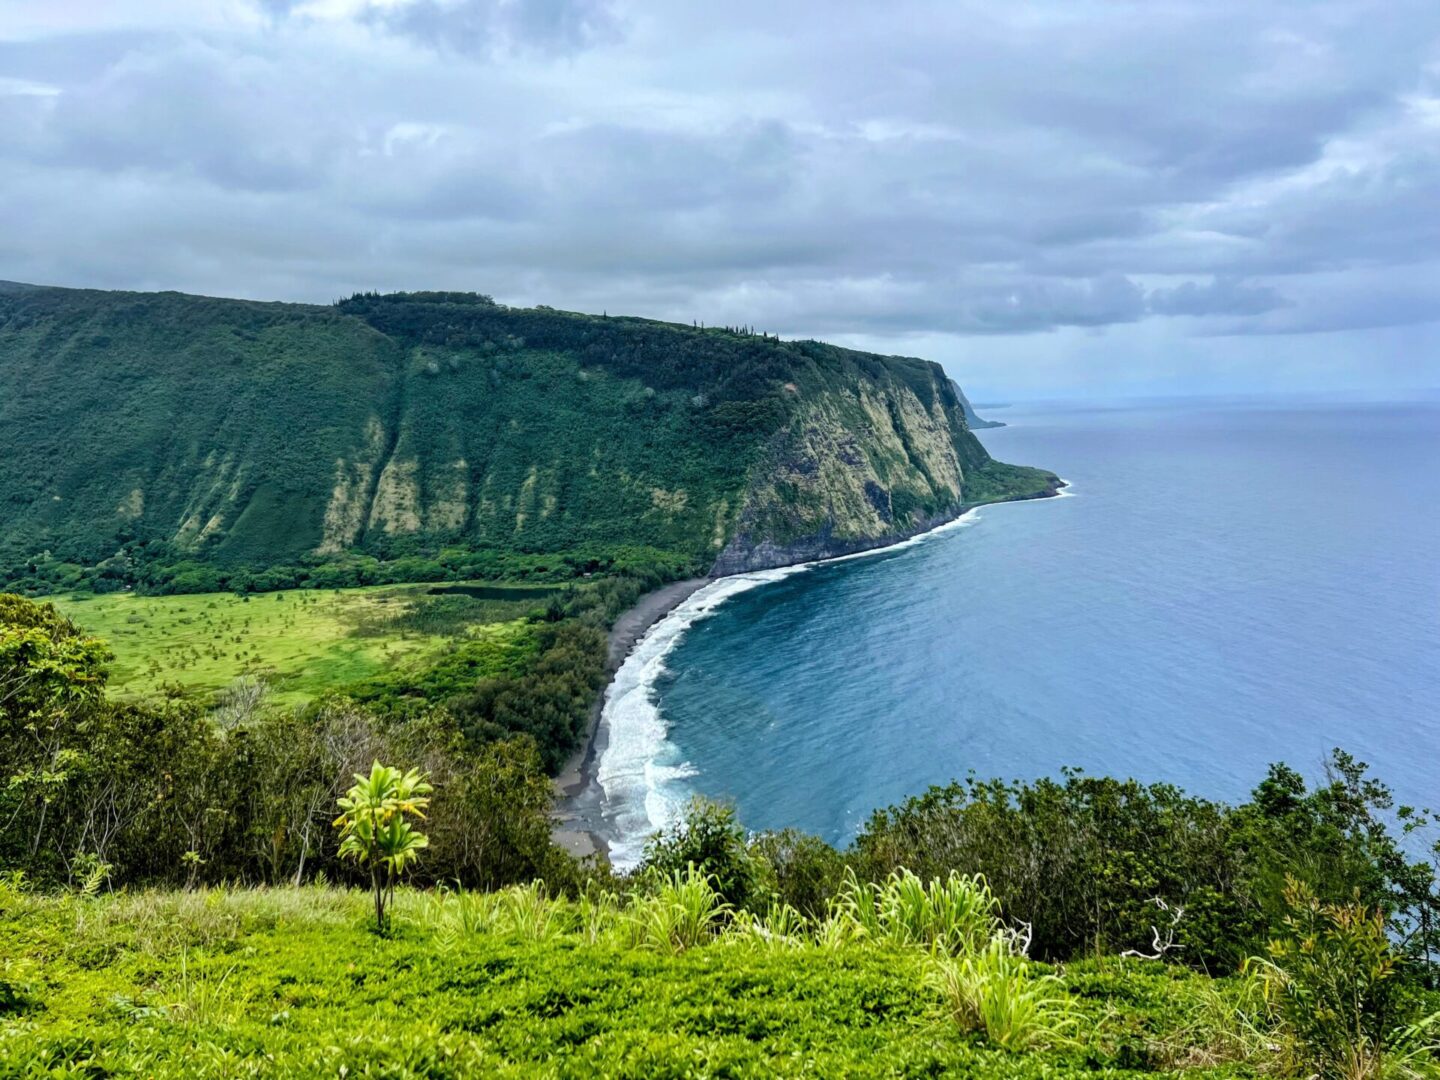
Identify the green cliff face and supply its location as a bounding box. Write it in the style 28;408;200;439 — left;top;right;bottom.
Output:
712;360;1051;573
0;286;1056;587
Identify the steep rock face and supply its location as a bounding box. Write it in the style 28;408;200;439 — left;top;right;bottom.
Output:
0;286;1056;582
711;365;1022;574
0;288;401;569
956;384;1004;429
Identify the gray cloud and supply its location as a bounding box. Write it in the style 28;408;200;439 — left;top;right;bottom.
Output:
366;0;621;57
1;0;1439;392
1148;278;1290;318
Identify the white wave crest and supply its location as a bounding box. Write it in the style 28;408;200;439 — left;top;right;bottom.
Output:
593;487;1075;868
595;566;809;869
592;506;997;869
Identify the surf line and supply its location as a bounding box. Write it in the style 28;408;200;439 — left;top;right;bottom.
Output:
592;479;1074;869
590;508;1020;869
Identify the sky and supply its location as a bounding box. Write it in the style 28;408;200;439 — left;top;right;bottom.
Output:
1;1;1438;399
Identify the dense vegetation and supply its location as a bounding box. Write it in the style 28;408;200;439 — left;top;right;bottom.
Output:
0;286;1053;597
11;590;1440;951
8;591;1440;1075
0;880;1265;1078
4;851;1439;1076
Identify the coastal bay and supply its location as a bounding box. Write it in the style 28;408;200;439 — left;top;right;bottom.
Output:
595;398;1440;860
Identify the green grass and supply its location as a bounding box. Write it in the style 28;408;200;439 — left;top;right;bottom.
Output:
46;582;555;706
0;883;1264;1079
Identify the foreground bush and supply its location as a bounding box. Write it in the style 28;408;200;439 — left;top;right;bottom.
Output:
0;879;1293;1078
838;756;1440;972
0;594;568;894
1252;879;1440;1079
927;937;1078;1052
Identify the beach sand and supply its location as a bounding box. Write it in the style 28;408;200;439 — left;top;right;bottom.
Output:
550;576;710;859
546;479;1069;863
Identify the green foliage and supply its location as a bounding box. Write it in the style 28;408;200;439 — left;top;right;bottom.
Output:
0;877;1293;1078
38;575;623;774
927;937;1080;1052
1;591;567;893
0;594;110;719
0;285;1047;597
642;798;766;910
746;827;847;919
1252;879;1440;1079
493;880;565;941
43;583;519;707
961;460;1065;507
625;865;734;954
333;762;433;932
347;622;542;709
838;867;1002;955
848;758;1440;972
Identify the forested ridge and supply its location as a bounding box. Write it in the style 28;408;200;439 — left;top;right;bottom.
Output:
0;285;1055;597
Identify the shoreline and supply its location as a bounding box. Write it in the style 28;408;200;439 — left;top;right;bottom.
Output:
550;577;710;859
550;479;1067;863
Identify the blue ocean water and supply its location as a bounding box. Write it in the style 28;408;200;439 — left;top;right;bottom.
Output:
600;398;1440;857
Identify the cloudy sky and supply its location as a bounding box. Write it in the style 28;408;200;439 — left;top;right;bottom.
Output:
2;1;1438;398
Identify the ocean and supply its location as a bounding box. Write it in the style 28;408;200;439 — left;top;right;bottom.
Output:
594;398;1440;868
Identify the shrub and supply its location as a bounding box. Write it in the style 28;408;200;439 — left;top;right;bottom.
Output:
1251;878;1440;1079
626;865;733;954
642;798;766;910
851;754;1440;970
728;902;810;950
495;880;563;941
333;762;433;932
837;868;1001;954
747;827;847;919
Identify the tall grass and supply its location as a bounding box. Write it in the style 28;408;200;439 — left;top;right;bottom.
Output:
1150;971;1274;1070
69;884;362;959
926;937;1079;1052
17;869;1094;1058
496;880;564;941
624;865;732;954
729;902;810;950
837;868;1001;953
163;953;243;1027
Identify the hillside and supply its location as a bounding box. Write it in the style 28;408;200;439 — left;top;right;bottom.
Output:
956;384;1005;429
0;286;1056;594
7;589;1440;1078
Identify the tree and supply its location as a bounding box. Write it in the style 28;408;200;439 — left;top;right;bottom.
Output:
643;798;765;910
241;702;384;886
0;595;112;876
1251;879;1433;1079
333;762;432;932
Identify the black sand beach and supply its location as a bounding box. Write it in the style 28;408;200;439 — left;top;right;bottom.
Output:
550;577;710;859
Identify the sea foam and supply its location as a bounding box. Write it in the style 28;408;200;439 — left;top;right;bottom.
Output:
596;567;808;868
594;506;990;870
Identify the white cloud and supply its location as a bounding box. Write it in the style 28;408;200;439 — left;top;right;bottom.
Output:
1;0;1438;392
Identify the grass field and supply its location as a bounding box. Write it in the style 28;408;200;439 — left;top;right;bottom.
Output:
0;882;1260;1079
47;583;559;706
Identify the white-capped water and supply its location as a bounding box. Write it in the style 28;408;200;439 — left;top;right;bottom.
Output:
593;505;991;869
650;401;1440;850
595;568;809;868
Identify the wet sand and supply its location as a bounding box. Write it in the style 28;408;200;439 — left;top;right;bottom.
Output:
550;577;709;859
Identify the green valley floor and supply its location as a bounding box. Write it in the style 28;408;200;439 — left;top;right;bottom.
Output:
46;582;556;706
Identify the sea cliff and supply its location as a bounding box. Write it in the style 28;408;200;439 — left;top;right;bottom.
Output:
0;285;1054;590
